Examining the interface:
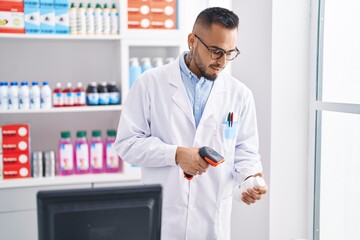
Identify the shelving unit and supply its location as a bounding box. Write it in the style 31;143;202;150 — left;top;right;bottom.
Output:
0;0;185;173
0;1;187;238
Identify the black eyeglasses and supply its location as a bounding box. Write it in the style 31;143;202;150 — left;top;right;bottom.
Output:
194;34;240;61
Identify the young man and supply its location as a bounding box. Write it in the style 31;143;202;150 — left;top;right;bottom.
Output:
115;7;268;240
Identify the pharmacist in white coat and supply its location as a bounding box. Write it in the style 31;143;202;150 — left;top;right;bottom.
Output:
115;7;268;240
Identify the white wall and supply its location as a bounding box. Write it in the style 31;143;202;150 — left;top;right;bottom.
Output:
231;0;311;239
231;1;271;240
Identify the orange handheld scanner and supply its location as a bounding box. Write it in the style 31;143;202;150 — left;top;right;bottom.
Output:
184;146;225;180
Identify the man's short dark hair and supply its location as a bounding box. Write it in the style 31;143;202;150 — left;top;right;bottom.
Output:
194;7;239;30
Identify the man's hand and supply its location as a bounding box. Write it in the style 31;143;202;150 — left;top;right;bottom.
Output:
176;147;210;176
241;172;268;205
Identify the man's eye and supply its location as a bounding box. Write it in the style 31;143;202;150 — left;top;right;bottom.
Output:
211;50;224;55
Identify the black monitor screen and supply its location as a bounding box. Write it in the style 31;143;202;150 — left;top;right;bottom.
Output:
37;184;162;240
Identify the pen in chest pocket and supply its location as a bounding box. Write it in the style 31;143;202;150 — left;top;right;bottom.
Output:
226;112;235;127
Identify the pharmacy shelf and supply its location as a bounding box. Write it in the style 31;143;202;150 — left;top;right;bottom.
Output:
0;33;121;40
0;171;141;189
0;105;122;114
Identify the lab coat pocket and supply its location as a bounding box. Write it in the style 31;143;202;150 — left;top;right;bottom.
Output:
222;122;237;140
219;123;237;154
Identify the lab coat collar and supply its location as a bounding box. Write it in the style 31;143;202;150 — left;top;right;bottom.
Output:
168;56;227;128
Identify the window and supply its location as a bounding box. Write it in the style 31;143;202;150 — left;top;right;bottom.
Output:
313;0;360;239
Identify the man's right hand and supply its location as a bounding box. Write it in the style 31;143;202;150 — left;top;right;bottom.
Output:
175;147;210;176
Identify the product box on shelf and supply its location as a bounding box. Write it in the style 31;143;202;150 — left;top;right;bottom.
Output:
54;0;68;9
1;123;31;179
0;0;25;34
54;7;69;34
2;151;30;165
39;0;53;8
40;6;55;33
24;7;40;33
1;124;29;138
24;0;39;8
3;164;30;179
127;0;177;29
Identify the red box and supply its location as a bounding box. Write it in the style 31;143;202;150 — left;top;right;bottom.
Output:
127;0;177;29
1;124;30;139
2;152;30;165
0;0;25;34
3;164;30;179
2;137;30;152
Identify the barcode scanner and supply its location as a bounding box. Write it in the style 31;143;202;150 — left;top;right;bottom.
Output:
184;146;225;180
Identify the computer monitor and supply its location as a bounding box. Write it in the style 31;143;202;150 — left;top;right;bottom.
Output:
37;184;162;240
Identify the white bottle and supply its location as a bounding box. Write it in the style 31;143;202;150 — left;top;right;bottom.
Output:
102;4;110;35
233;176;266;202
8;82;19;110
30;81;41;110
41;81;52;109
110;3;119;35
86;3;95;35
77;3;86;35
94;3;103;35
153;57;164;68
19;81;30;110
69;3;77;35
0;82;9;110
165;57;175;64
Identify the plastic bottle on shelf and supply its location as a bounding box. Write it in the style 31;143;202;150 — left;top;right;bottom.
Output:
58;131;74;175
8;81;19;110
165;57;175;64
102;3;111;35
153;57;164;68
107;81;121;105
141;57;153;73
74;82;86;106
41;81;52;109
86;82;99;105
52;82;64;107
0;82;9;110
98;81;110;105
129;57;142;88
233;176;266;202
75;130;90;174
104;129;122;173
63;82;74;107
30;81;41;110
86;3;95;35
89;130;104;173
94;3;103;35
77;3;86;35
69;3;78;35
19;81;30;110
110;3;119;35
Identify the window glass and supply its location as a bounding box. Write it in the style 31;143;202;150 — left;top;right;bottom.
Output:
319;111;360;239
321;0;360;104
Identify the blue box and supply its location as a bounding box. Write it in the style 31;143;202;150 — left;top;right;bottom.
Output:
55;7;69;34
54;0;68;9
40;7;55;34
40;0;53;8
24;0;40;8
25;7;41;34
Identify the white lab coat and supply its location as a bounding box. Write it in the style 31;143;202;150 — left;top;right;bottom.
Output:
114;56;262;240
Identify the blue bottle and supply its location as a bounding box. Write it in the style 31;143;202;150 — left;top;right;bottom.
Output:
141;57;153;73
129;58;142;88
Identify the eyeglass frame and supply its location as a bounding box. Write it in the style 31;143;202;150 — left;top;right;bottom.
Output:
194;34;240;61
